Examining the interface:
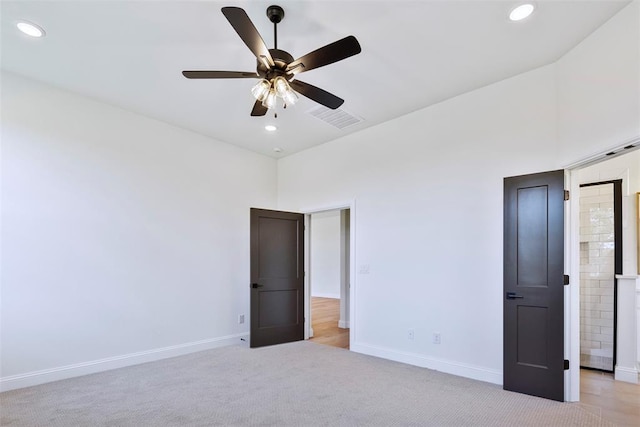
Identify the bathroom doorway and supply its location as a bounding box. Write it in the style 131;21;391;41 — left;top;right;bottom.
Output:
578;180;622;372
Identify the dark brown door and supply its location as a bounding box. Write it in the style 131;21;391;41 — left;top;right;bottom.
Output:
504;170;565;401
250;208;304;348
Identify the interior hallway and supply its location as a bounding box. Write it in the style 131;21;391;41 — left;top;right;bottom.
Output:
310;297;349;349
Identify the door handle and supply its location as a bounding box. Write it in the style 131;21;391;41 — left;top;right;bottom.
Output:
251;283;263;289
506;292;524;300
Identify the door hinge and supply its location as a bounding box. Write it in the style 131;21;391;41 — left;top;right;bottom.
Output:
564;359;570;370
564;275;570;285
564;190;570;201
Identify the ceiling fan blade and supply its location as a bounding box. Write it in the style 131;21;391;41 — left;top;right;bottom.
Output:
251;100;268;116
182;71;258;79
289;80;344;109
221;7;274;66
286;36;361;74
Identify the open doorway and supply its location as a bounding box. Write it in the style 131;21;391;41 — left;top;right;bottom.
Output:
569;146;639;422
578;180;621;373
308;208;350;349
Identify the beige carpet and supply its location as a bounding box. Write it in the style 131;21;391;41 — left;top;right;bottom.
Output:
1;341;614;426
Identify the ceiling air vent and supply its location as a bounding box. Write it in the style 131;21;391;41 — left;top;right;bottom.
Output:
307;106;363;129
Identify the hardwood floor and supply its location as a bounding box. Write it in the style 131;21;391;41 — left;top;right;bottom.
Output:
580;369;640;426
309;297;639;425
309;297;349;349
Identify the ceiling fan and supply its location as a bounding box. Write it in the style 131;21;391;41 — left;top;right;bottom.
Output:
182;5;362;116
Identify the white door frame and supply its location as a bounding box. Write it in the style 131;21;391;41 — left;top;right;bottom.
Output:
302;201;356;347
564;136;640;401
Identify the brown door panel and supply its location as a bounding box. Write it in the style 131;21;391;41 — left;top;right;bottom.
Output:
504;170;565;401
250;208;304;348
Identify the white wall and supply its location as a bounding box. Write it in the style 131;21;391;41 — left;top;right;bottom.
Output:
310;210;341;299
557;0;640;165
279;65;559;383
278;1;640;385
0;72;277;389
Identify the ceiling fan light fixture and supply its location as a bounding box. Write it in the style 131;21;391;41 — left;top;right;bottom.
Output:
272;76;298;106
509;3;535;21
262;89;277;109
251;79;271;102
282;88;298;106
273;76;298;105
273;77;289;96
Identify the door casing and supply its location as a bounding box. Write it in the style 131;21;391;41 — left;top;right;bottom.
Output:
564;137;640;401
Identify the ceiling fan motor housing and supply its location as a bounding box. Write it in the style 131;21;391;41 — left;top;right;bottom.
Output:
257;49;294;80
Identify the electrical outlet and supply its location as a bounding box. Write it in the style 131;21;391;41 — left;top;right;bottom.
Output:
238;314;245;324
433;332;441;344
408;329;415;340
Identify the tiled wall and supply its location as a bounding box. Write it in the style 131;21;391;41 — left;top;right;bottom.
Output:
579;184;615;371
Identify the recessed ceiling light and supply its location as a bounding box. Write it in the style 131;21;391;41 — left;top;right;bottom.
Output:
265;125;277;132
273;147;283;153
509;4;535;21
17;21;45;37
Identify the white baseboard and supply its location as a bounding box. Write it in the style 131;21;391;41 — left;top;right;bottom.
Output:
311;293;340;299
614;366;639;384
350;342;502;385
338;320;350;329
0;333;248;392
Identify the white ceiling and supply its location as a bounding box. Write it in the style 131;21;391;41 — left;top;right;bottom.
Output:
1;0;631;158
